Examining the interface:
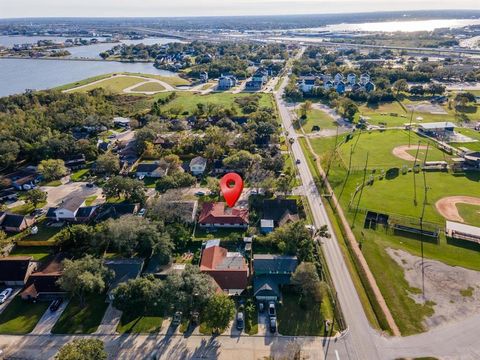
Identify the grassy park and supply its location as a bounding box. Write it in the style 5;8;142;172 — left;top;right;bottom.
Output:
298;108;337;133
130;82;165;92
301;119;480;335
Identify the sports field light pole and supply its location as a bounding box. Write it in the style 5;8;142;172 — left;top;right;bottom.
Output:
419;144;430;299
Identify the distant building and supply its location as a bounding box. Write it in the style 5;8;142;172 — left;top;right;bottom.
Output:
336;81;346;94
64;154;86;170
299;76;318;93
218;75;237;90
418;122;456;137
360;73;370;85
113;117;131;128
200;71;209;83
198;202;249;229
324;80;334;90
446;221;480;244
334;73;344;84
347;73;357;86
189;156;207;176
364;81;376;92
262;198;299;228
200;245;249;295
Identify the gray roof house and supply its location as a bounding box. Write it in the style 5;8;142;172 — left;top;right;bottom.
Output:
253;254;298;302
189;156;207;176
136;161;169;178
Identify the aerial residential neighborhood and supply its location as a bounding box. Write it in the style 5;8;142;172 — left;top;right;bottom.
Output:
0;3;480;360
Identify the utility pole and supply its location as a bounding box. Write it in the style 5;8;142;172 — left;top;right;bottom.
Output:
352;152;369;227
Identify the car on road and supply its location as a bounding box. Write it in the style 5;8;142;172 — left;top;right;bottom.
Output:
236;311;244;331
269;318;277;333
0;288;13;304
49;298;63;312
295;159;301;164
171;311;182;326
268;302;276;318
289;138;295;144
86;183;95;188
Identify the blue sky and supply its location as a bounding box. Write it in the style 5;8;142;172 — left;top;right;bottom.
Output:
2;0;479;18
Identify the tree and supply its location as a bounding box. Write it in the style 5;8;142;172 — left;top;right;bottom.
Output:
104;215;173;259
392;79;408;95
113;276;163;314
291;262;327;303
206;177;220;195
57;255;113;307
202;293;235;333
156;172;196;193
38;159;68;181
103;176;146;204
0;230;8;249
0;140;20;168
336;98;358;121
95;152;120;175
163;264;216;313
223;150;257;173
299;100;312;119
267;220;314;262
25;189;47;208
55;339;107;360
56;224;103;256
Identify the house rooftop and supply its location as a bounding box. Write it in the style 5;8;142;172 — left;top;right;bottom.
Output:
198;202;249;225
200;246;247;272
0;256;34;282
59;196;85;212
190;156;207;167
253;254;298;274
419;122;456;130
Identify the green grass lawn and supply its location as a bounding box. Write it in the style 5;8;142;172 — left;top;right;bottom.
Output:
74;76;146;93
357;101;408;127
117;313;163;334
51;295;108;334
20;221;63;243
40;180;62;187
123;73;190;86
0;297;49;334
299;108;337;133
9;246;53;261
153;92;274;116
84;195;97;206
130;82;165;92
277;289;337;336
10;201;46;215
332;130;449;170
70;168;90;181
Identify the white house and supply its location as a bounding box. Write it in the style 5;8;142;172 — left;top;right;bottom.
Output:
299;76;318;93
189;156;207;176
51;197;86;220
334;73;344;84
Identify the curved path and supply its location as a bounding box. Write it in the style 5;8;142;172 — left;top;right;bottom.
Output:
435;196;480;223
63;74;175;93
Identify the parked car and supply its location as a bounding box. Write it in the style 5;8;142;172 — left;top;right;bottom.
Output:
191;311;199;326
32;208;46;217
194;191;206;197
49;298;63;312
236;312;244;331
86;183;95;188
0;288;13;304
137;208;146;217
268;302;276;318
172;311;182;326
269;317;277;333
296;159;301;164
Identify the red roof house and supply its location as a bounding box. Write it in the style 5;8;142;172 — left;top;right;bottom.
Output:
200;245;249;295
198;202;249;229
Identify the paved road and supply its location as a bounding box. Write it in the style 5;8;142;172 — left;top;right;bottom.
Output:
274;69;382;360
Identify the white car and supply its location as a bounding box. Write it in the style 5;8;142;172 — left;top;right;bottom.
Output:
0;288;13;304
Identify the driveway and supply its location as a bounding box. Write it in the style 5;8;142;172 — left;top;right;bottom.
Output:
40;182;104;208
31;299;69;335
95;304;122;335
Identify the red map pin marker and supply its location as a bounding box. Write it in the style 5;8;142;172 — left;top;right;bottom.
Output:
220;172;244;208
